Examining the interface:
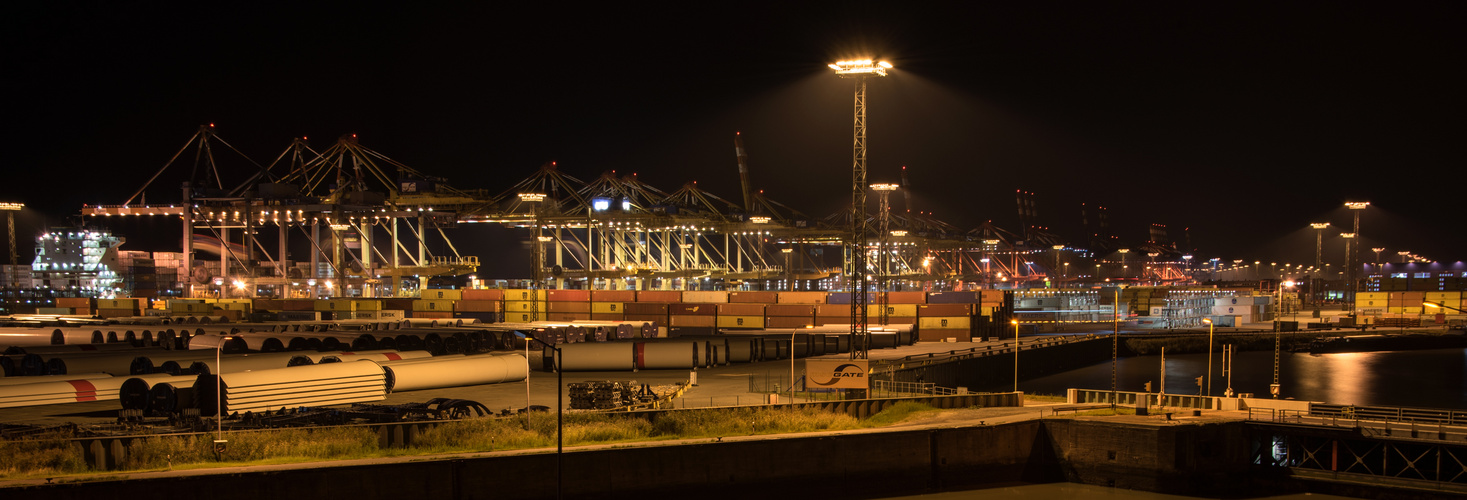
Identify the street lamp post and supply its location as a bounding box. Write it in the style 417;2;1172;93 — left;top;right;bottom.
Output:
1010;319;1020;393
1202;318;1214;397
1117;249;1130;281
523;331;563;500
214;335;238;459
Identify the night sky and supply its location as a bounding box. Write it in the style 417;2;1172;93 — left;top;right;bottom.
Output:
4;3;1462;272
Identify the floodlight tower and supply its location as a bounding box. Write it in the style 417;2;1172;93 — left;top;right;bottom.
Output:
829;59;891;360
1345;201;1369;303
0;203;21;267
1310;222;1330;317
872;183;899;326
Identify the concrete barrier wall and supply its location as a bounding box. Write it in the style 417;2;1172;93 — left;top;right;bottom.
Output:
13;419;1266;500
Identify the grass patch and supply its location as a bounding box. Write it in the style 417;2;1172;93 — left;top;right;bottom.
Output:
1024;394;1066;403
0;403;963;479
0;431;89;479
1073;407;1136;417
864;402;939;426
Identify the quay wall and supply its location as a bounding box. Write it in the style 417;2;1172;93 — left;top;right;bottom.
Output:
8;419;1265;500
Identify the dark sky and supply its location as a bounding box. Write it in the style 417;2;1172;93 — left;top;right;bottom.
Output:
3;2;1462;269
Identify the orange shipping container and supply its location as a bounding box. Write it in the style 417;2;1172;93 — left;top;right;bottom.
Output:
590;290;636;302
729;291;778;303
766;304;815;317
669;315;716;327
717;303;765;316
776;292;826;304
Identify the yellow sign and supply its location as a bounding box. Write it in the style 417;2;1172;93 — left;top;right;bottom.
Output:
805;359;869;390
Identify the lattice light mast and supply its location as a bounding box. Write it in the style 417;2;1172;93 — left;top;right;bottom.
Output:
1309;222;1330;317
1345;201;1369;304
871;183;899;326
829;59;890;360
0;203;21;268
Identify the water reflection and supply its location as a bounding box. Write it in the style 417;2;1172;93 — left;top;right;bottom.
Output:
1020;347;1467;409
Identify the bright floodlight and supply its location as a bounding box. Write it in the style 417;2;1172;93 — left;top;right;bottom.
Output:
518;193;546;202
0;203;22;211
829;59;891;77
869;183;899;191
1345;201;1370;210
1340;233;1355;238
1310;222;1330;229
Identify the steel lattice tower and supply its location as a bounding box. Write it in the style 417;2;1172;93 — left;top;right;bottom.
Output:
830;59;889;360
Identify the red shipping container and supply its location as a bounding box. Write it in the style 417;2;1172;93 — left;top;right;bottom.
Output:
253;299;284;311
590;290;636;302
283;300;315;311
636;290;681;302
918;303;973;316
383;298;416;311
462;289;504;301
717;303;765;316
623;314;665;324
670;304;717;316
591;313;625;321
548;289;590;302
729;291;778;303
885;291;928;304
455;300;501;312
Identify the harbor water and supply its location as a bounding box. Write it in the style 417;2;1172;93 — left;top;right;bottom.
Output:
1020;347;1467;409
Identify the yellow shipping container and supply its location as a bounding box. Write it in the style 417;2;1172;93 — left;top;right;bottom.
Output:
98;298;140;310
315;299;357;312
1357;292;1389;301
919;316;970;329
1387;307;1423;314
1424;291;1462;303
215;302;252;312
351;300;382;311
421;289;464;301
505;300;549;312
505;289;547;301
716;315;764;328
591;302;623;314
414;299;455;311
170;301;213;314
873;304;917;317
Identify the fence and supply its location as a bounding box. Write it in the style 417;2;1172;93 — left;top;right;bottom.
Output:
1068;388;1215;410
